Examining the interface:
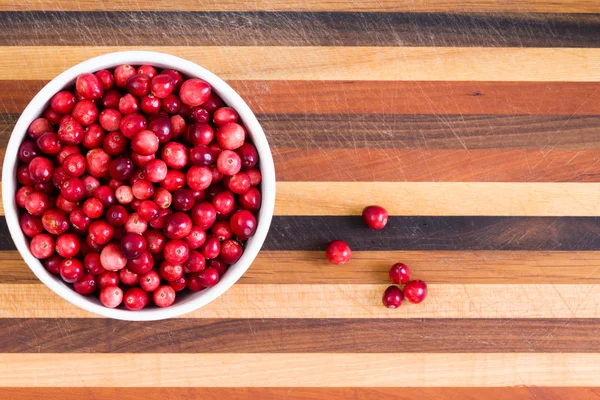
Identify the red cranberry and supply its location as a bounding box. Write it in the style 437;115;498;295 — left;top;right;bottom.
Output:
213;107;239;126
162;69;183;89
25;191;49;216
159;261;183;282
170;189;193;212
208;259;227;276
95;69;114;90
76;73;104;100
180;78;211;106
200;235;220;259
100;242;127;271
120;232;147;259
120;113;147;138
161;93;181;114
187;273;204;291
50;91;76;114
149;208;172;229
97;270;119;289
126;250;154;274
189;145;214;166
93;186;115;207
164;212;193;240
56;233;81;258
83;124;105;149
100;285;123;308
170;276;187;292
216;123;245;150
212;190;235;216
86;148;111;178
107;157;133;182
144;229;166;254
125;212;148;234
59;258;84;283
119;268;140;286
184;250;206;272
186;166;212;191
220;239;243;264
217;150;242;176
211;220;232;241
88;220;114;245
382;286;404;309
147;114;172;143
37;131;62;154
20;213;43;237
185;226;206;249
161;170;185;191
246;168;262;186
227;172;251;195
132;130;159;155
83;253;105;275
197;267;220;287
16;186;34;208
131;153;155;168
140;270;160;292
61;177;85;202
118;93;140;114
188;123;214;146
68;207;90;232
56;194;77;213
105;204;128;227
101;89;121;109
237;143;259;169
191;202;217;230
152;187;172;209
389;263;410;284
27;117;53;139
73;273;97;295
123;287;148;311
151;74;175;98
28;156;53;182
136;65;156;78
18;165;35;185
19;141;39;163
132;179;154;200
115;65;136;88
43;254;63;274
144;159;168;182
35;181;54;193
126;74;151;97
190;106;210;123
325;240;351;265
115;185;133;204
239;187;261;212
72;99;98;126
161;142;188;169
163;239;190;264
98;109;122;132
63;153;85;177
102;131;127;156
30;233;55;259
41;208;69;235
141;94;161;115
136;200;158;222
56;145;79;164
153;285;176;307
44;108;62;125
171;114;186;138
404;280;428;304
362;205;388;230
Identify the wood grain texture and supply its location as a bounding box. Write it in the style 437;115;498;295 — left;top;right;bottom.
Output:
0;353;600;387
4;387;600;400
3;12;599;47
2;283;600;319
1;0;598;13
3;81;600;115
3;47;600;81
2;318;600;353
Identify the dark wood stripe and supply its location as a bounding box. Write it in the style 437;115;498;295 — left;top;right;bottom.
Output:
274;148;600;182
2;318;599;353
4;388;600;400
2;12;599;47
3;81;600;116
264;216;600;251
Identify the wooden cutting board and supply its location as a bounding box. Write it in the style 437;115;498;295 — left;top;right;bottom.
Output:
1;1;600;398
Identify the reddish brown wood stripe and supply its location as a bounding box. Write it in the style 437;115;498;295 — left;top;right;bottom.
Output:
3;80;600;115
3;387;600;400
1;318;599;353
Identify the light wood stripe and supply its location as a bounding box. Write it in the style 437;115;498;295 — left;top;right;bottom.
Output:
5;250;600;284
2;47;600;81
0;353;599;387
6;182;600;217
1;0;598;13
1;283;599;318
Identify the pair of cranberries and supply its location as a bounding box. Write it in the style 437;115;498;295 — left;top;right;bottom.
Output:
324;205;428;308
17;64;262;310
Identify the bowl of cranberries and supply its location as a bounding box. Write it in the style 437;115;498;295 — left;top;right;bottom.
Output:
3;51;275;320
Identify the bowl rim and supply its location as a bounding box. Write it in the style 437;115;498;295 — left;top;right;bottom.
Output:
2;51;276;321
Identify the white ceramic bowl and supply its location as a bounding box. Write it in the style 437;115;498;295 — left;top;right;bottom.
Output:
2;51;275;321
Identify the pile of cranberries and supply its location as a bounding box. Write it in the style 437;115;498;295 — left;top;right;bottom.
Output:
325;205;428;308
16;65;262;310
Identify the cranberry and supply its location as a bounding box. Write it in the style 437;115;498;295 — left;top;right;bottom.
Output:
164;239;190;264
149;208;172;229
147;188;169;211
88;220;113;245
114;65;136;87
98;109;122;132
18;165;35;185
186;166;212;191
184;250;206;272
61;177;85;202
153;285;176;307
191;202;217;230
382;286;404;309
185;226;207;249
203;92;224;113
76;73;104;100
50;90;76;114
141;94;161;115
227;172;251;195
362;205;388;230
208;258;227;275
41;208;69;235
73;273;97;295
59;258;84;283
124;287;148;310
43;255;63;274
237;143;259;169
161;93;181;114
171;189;193;212
56;233;81;258
239;187;261;212
212;190;235;216
51;167;69;188
126;74;151;97
143;229;165;254
97;270;119;288
20;213;43;237
171;114;186;138
115;185;133;204
404;280;428;304
131;130;159;155
217;150;242;176
91;186;114;208
220;239;243;264
120;113;147;138
170;276;188;292
69;207;91;233
179;78;211;106
84;253;105;275
35;181;54;194
16;186;33;208
86;148;111;178
118;93;140;115
159;261;183;282
187;273;204;291
200;235;220;259
63;153;85;177
25;191;49;216
216;123;245;150
28;118;53;140
197;267;220;287
125;212;148;234
136;65;156;78
140;270;160;292
102;89;121;109
131;153;155;168
190;107;209;123
56;194;77;213
119;268;140;286
189;145;214;166
211;221;232;241
161;170;185;191
72;99;98;126
213;107;239;126
132;179;154;200
143;159;167;182
44;108;62;125
19;141;39;163
30;233;55;259
100;285;123;308
95;69;114;90
325;240;351;265
105;204;128;227
102;131;127;156
126;250;154;274
188;123;214;146
389;263;410;284
164;212;193;240
119;232;146;259
161;142;188;169
37;131;62;154
150;74;174;98
162;69;183;89
28;156;53;183
56;146;79;165
83;124;106;149
136;200;158;221
100;242;127;271
246;168;262;186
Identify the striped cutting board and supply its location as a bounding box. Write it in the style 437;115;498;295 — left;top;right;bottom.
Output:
1;1;600;398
